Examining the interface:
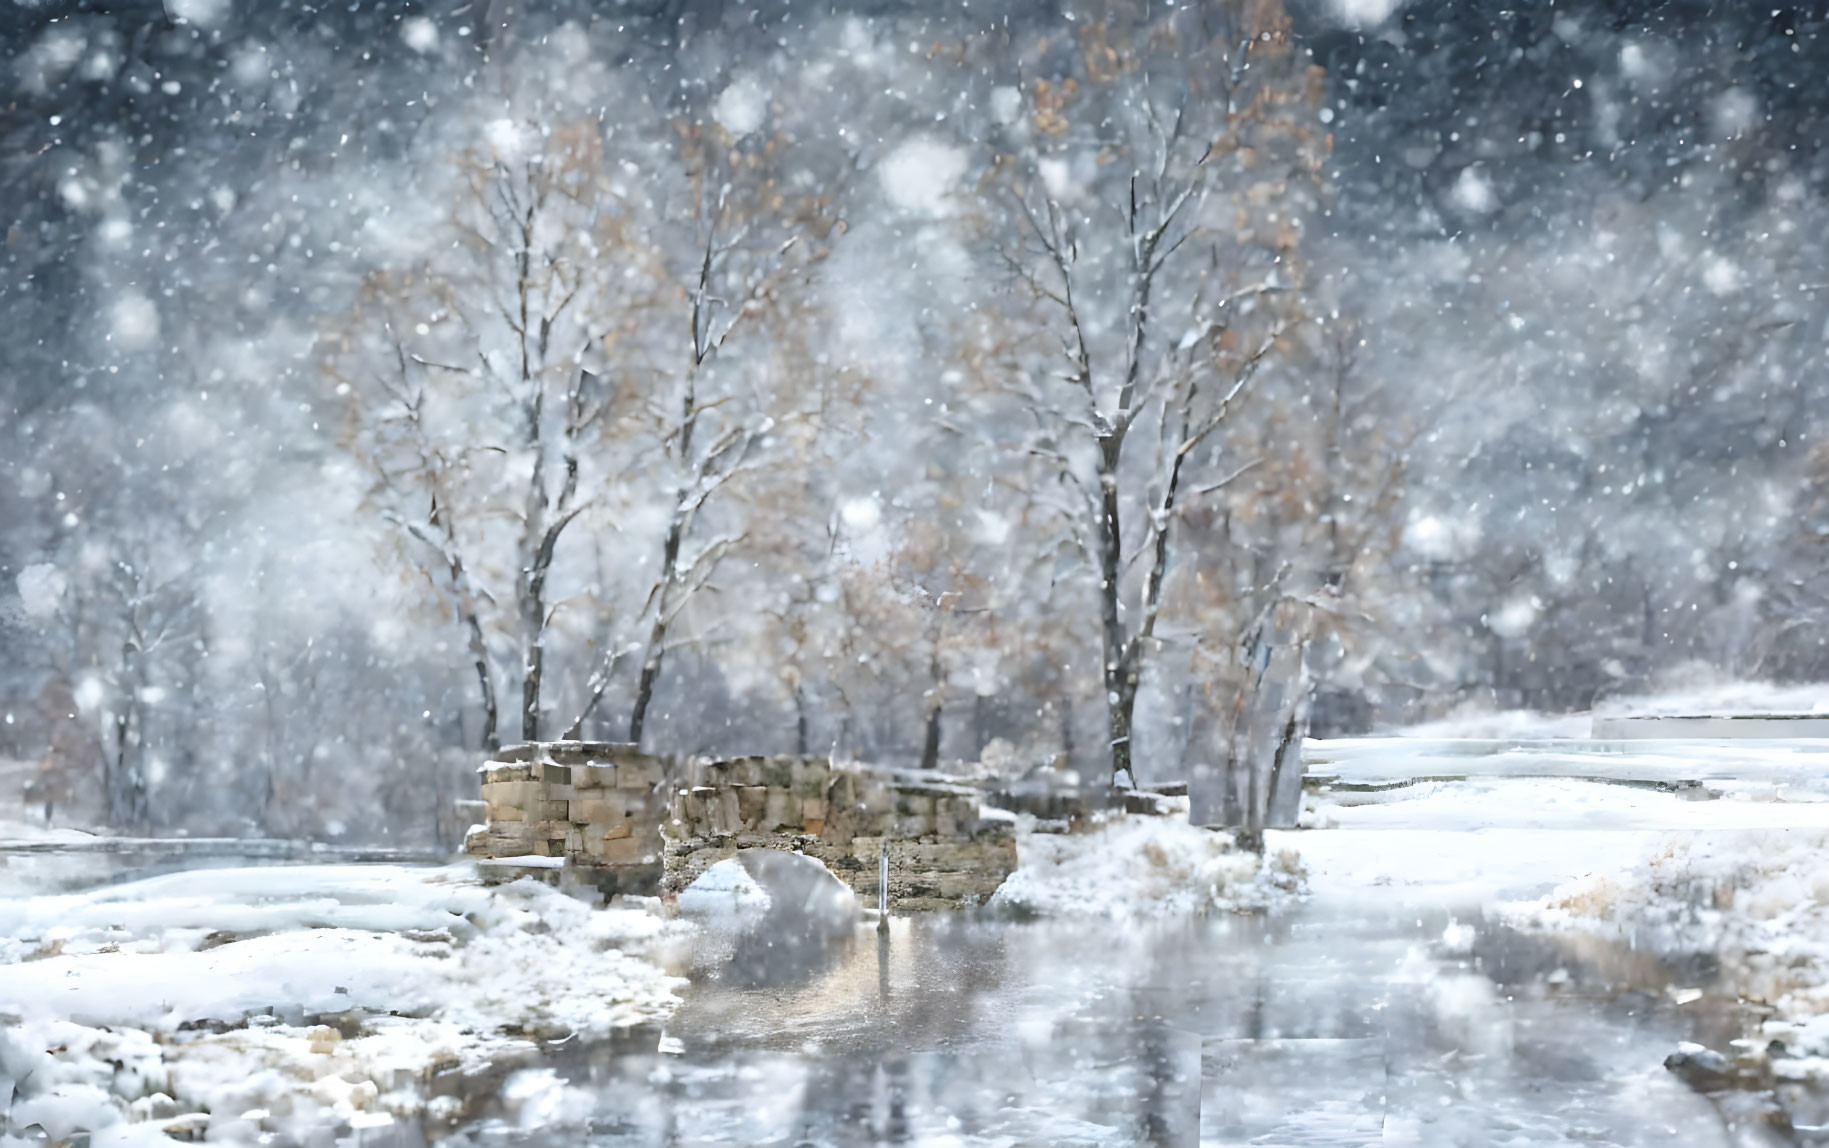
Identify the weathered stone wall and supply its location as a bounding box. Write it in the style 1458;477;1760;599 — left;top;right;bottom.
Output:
661;756;1017;912
463;745;1018;909
462;742;670;896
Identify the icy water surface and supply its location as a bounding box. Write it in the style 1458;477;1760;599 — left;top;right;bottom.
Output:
447;895;1735;1146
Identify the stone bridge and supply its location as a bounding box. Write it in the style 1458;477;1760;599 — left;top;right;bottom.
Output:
463;743;1019;910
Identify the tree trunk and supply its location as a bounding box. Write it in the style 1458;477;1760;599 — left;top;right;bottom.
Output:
1096;435;1137;787
515;390;548;743
1265;670;1314;833
464;610;499;752
521;642;544;743
110;643;149;831
630;503;688;748
920;644;943;771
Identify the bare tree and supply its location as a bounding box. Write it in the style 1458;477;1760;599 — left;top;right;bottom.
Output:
1000;126;1304;784
333;120;635;749
622;131;835;748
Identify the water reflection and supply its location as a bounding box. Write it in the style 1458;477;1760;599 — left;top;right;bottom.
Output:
678;850;860;992
441;903;1743;1146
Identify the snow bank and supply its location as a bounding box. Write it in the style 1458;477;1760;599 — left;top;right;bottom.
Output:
0;863;686;1144
990;815;1303;919
1509;829;1829;1020
1381;703;1590;740
1593;679;1829;718
1377;679;1829;741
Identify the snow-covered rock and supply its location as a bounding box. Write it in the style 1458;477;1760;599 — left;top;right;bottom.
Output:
0;863;687;1143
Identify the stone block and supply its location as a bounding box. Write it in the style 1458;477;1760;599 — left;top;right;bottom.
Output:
763;790;797;831
714;788;742;835
484;836;535;859
571;764;614;789
736;786;769;827
856;782;897;818
490;804;526;823
713;757;762;787
463;825;488;855
758;758;795;788
570;797;630;825
532;762;572;785
790;758;832;797
847;836;885;864
826;772;858;810
540;800;573;822
483;763;532;784
599;834;650;864
892;814;934;840
481;779;544;811
617;758;664;790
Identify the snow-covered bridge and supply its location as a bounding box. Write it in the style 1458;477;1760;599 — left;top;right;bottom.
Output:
464;742;1021;909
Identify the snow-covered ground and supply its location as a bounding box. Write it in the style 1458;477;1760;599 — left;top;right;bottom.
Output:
15;694;1829;1144
1509;830;1829;1080
1298;729;1829;1136
990;812;1304;919
0;864;688;1145
1384;678;1829;740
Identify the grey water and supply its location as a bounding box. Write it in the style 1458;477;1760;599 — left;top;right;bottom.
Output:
444;890;1743;1146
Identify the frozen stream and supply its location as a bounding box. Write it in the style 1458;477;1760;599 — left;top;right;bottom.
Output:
447;903;1735;1146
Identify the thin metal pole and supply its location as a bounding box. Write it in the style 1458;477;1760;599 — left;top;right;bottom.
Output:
877;846;890;933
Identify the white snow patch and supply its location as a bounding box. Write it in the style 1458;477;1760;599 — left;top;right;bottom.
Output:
400;17;439;54
972;508;1011;546
991;815;1303;919
482;118;526;162
163;0;230;27
1486;594;1539;638
1619;42;1653;82
72;676;105;714
989;85;1023;125
108;293;160;351
1038;157;1075;200
1402;511;1480;561
1449;165;1499;215
838;495;881;533
15;563;67;619
879;136;967;216
1702;254;1743;296
713;75;769;137
1331;0;1403;25
1712;87;1758;139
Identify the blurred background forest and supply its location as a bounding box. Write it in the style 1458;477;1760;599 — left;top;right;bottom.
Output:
2;0;1825;843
